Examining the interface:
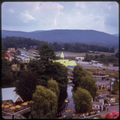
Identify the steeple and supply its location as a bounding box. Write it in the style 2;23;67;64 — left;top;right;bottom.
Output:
60;52;64;59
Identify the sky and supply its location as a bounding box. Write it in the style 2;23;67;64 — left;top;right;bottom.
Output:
1;1;119;34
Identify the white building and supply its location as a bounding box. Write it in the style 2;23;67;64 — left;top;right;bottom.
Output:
2;87;23;103
75;57;84;61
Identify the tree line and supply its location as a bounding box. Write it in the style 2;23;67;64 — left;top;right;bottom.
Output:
84;53;119;63
2;36;115;53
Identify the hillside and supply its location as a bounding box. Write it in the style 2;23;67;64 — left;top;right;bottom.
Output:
2;29;118;48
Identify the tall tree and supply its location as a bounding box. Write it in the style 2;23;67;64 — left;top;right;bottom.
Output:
72;65;86;86
46;62;68;93
30;85;58;119
73;87;92;113
73;65;97;98
47;78;60;99
112;77;119;94
15;71;38;101
79;74;98;98
38;43;57;66
2;45;7;54
2;55;13;87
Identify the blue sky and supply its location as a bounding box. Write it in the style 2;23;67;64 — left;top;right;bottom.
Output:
1;1;119;34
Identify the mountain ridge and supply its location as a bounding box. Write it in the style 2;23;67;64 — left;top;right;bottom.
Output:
2;29;118;48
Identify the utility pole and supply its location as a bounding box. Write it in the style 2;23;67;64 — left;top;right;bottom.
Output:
109;78;111;95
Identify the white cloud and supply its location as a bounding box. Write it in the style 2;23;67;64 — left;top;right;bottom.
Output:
20;11;35;23
30;2;64;29
2;2;118;34
7;8;15;13
75;2;86;8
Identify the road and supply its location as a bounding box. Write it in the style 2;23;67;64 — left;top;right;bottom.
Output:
17;48;39;57
97;105;119;116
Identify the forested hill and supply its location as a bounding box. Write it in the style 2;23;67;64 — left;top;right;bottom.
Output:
2;29;118;49
2;36;115;53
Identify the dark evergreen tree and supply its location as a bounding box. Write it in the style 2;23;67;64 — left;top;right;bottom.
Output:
15;71;38;101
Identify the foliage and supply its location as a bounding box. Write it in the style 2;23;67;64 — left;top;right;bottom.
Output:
79;74;98;98
73;87;92;113
27;44;68;93
3;41;17;50
38;43;57;66
2;56;13;87
2;36;115;53
72;65;97;98
30;85;58;119
47;78;60;98
45;62;68;93
2;36;45;50
20;63;25;70
84;53;118;63
15;71;38;101
2;45;7;54
72;65;87;86
112;79;119;94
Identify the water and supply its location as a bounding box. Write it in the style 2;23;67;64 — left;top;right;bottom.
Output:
57;81;76;116
66;84;75;111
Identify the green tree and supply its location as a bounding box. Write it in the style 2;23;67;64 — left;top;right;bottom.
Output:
2;68;13;87
20;63;25;70
73;87;92;113
73;65;97;98
30;85;58;119
46;62;68;93
72;65;87;87
79;74;98;98
27;49;68;93
47;78;60;98
15;71;38;101
38;43;57;66
27;59;48;86
2;45;7;54
112;77;119;94
2;56;13;87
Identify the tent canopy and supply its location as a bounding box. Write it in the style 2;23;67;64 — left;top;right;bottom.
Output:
2;87;23;103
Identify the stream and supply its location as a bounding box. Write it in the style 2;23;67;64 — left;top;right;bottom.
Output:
57;79;75;116
66;81;75;111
